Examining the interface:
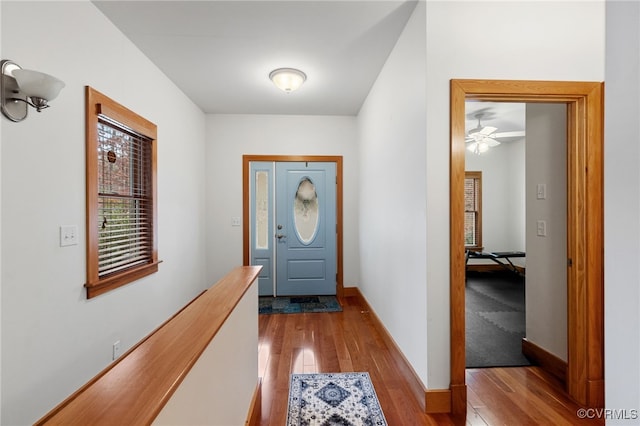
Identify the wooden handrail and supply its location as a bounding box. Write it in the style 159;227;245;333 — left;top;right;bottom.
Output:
36;265;262;425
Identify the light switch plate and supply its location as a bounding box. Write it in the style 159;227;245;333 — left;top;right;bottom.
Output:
60;225;79;247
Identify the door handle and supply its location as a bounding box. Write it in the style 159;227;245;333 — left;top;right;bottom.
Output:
276;234;285;239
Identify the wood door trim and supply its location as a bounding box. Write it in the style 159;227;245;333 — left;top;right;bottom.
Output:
242;155;344;298
449;79;604;414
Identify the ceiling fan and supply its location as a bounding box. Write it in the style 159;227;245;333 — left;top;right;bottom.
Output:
465;114;525;154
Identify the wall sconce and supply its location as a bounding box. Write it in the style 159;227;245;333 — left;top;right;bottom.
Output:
269;68;306;93
1;59;65;122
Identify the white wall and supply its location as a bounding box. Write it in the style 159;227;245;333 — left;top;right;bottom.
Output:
1;2;207;424
204;114;359;287
153;281;258;426
605;1;640;422
357;1;428;383
426;0;604;389
506;140;526;252
525;104;567;361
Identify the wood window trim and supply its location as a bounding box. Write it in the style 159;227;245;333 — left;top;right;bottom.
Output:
85;86;159;299
464;171;482;251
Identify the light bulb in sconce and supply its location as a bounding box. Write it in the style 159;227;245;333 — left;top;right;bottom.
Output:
1;59;65;122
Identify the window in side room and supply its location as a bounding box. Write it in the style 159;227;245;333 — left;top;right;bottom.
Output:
464;171;482;250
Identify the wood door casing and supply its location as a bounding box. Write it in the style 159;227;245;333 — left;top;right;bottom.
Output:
450;80;604;415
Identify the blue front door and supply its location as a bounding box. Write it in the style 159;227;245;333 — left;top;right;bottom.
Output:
250;161;337;296
275;162;337;296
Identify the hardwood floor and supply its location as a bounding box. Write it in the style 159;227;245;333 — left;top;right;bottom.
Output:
258;294;604;425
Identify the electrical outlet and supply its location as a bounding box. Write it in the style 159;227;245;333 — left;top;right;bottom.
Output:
536;220;547;237
231;216;241;227
112;340;121;360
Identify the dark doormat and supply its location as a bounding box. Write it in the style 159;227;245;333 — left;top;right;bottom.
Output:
259;295;342;314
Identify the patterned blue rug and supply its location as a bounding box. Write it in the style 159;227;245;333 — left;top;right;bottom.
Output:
259;296;342;314
286;372;388;426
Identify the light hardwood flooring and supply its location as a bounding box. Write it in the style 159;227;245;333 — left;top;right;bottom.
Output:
258;294;604;425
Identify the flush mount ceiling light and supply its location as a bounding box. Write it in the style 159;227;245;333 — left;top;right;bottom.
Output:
1;59;65;122
269;68;306;93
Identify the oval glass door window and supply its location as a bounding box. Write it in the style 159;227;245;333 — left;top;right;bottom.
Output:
293;177;319;244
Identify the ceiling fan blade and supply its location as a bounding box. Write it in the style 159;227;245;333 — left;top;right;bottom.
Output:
479;126;497;136
493;130;525;138
483;138;500;147
468;126;497;139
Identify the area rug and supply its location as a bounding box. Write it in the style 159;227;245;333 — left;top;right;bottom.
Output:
286;372;387;426
466;271;531;368
259;295;342;314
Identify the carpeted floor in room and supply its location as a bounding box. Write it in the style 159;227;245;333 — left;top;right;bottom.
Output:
465;270;531;368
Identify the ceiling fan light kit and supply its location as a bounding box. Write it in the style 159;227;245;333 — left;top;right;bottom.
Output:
467;140;497;155
465;111;525;155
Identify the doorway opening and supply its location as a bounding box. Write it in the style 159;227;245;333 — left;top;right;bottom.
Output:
450;80;604;415
242;155;344;298
464;101;569;371
464;101;530;370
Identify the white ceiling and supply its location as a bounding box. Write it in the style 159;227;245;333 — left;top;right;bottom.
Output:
92;0;418;116
465;101;526;140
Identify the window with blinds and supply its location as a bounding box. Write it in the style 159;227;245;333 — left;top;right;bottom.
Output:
98;119;153;276
85;87;159;299
464;171;482;249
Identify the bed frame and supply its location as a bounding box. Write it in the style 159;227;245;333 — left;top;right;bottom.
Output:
465;250;525;275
